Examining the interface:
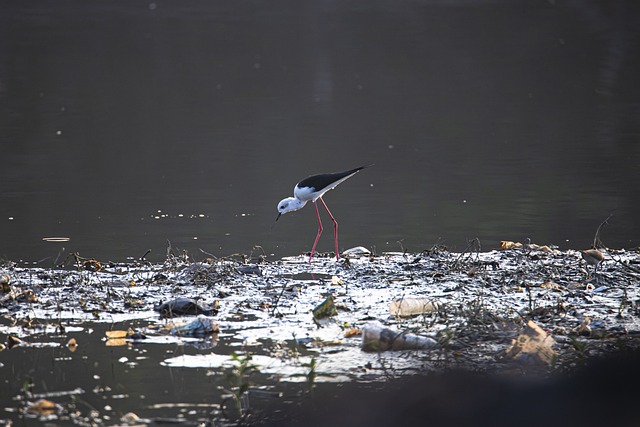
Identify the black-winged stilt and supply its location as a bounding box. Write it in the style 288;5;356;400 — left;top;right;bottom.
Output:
276;165;371;262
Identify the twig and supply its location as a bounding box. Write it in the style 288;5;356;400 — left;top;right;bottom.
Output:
199;248;218;260
166;239;173;259
593;213;613;249
453;237;481;269
609;252;640;277
140;249;151;261
270;281;288;317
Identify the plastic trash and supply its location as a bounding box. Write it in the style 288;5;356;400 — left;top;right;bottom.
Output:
154;297;219;318
503;320;556;365
342;246;371;256
168;315;219;337
389;298;438;317
361;321;437;352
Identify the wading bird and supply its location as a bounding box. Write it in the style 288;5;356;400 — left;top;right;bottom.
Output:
276;165;370;262
581;249;604;278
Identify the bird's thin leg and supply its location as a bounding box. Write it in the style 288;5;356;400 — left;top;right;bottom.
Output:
319;197;339;261
309;200;323;262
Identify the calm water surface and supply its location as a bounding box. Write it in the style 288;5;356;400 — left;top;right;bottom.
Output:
1;0;639;263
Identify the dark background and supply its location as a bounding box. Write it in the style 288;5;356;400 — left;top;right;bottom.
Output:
1;0;639;263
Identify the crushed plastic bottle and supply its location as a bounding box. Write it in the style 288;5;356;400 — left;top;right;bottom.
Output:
168;315;219;337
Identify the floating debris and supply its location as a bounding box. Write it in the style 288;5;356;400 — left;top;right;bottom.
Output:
389;297;438;317
82;259;102;272
164;315;220;337
0;273;10;292
42;237;71;242
0;245;639;407
236;264;262;275
120;412;142;425
312;295;338;324
499;240;522;250
503;320;557;365
27;398;59;416
154;297;219;318
342;246;371;256
361;321;437;352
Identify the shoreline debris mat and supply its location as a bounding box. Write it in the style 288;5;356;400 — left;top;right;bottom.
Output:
1;245;639;424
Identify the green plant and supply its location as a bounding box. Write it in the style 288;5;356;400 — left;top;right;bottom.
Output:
301;357;318;394
222;352;259;421
569;336;589;363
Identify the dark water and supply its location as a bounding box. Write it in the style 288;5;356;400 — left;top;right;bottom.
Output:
0;321;303;424
1;0;639;264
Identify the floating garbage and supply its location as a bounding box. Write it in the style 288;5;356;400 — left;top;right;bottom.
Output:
312;295;338;324
236;265;261;275
573;317;592;336
27;399;59;416
503;320;556;365
165;315;219;337
0;273;10;292
389;297;438;317
154;297;219;318
361;321;437;352
499;240;522;250
104;328;147;346
342;246;371;256
120;412;142;425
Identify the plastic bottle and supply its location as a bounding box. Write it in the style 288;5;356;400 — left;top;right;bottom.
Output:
389;298;438;317
361;321;437;352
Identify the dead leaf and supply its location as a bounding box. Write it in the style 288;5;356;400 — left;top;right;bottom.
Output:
106;330;130;339
106;338;128;347
0;273;10;292
344;328;361;338
67;338;78;351
540;281;565;291
499;240;522;250
7;335;23;349
573;317;591;336
121;412;141;425
27;399;58;415
82;259;102;272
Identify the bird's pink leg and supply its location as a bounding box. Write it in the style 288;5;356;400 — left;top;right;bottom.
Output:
309;200;323;262
319;197;339;261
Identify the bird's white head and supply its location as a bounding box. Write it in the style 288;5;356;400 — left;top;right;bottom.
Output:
276;197;307;221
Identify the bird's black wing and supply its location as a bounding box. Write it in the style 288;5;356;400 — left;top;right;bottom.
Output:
297;166;369;192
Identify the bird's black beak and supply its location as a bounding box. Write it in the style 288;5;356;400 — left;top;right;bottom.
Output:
275;212;282;222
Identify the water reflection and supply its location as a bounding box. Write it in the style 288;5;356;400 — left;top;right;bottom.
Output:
0;0;638;263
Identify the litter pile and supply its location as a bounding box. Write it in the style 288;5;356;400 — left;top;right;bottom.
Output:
2;245;639;369
1;244;640;424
